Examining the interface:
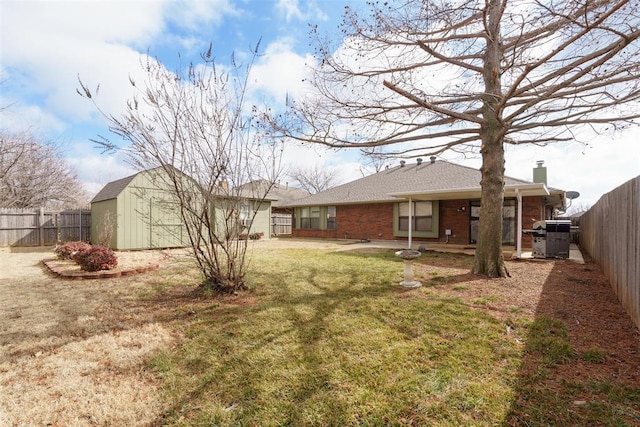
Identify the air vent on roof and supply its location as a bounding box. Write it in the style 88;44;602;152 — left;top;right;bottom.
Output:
400;160;406;167
417;158;423;165
430;156;436;164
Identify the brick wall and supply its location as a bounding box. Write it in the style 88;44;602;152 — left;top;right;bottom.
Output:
438;199;470;245
521;196;545;247
294;228;339;239
336;203;395;240
292;196;546;247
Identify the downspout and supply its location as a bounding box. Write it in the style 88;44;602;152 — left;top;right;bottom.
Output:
516;188;523;258
408;197;413;249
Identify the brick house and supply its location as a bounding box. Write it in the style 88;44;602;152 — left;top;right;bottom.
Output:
279;158;565;255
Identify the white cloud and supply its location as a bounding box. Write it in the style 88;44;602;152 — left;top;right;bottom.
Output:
249;38;315;102
67;146;137;197
0;103;67;136
166;0;238;31
0;0;240;133
275;0;328;23
506;133;640;208
276;0;304;22
2;1;165;50
1;1;166;129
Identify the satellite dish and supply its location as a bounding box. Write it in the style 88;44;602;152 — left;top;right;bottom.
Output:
566;191;580;200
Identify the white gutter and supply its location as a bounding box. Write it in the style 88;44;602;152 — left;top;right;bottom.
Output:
389;182;551;200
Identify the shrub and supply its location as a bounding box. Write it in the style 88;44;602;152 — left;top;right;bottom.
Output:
75;245;118;272
239;232;264;240
54;241;91;261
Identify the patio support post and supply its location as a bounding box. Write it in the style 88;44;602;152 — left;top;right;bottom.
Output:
516;188;522;258
408;197;413;249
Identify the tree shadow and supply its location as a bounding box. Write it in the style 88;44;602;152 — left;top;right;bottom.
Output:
0;261;198;364
502;256;640;426
147;247;502;424
149;266;398;425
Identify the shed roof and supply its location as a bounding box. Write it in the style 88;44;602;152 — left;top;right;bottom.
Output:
280;159;564;207
92;170;287;204
90;173;138;203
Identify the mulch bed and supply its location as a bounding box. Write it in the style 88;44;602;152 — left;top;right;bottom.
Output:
42;258;160;280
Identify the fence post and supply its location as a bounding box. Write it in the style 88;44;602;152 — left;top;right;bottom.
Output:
39;207;45;246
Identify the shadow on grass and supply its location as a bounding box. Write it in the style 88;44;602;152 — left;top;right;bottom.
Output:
149;248;510;425
0;260;200;364
338;246;475;266
144;246;639;426
502;256;640;426
150;269;399;425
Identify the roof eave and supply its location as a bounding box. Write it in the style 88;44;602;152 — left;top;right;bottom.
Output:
389;183;554;200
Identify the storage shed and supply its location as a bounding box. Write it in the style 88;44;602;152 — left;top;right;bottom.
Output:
91;167;271;250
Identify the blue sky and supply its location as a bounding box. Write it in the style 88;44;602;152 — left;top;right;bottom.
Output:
1;0;639;210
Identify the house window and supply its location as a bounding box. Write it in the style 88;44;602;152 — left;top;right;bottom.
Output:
327;206;336;229
469;199;516;245
300;206;321;229
398;201;433;232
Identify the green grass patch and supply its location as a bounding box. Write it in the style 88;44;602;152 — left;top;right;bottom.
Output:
525;316;575;365
148;247;640;426
507;379;640;426
472;295;500;306
582;348;607;364
151;249;520;425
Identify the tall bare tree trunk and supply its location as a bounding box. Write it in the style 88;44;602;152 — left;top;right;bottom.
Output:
472;0;508;277
473;136;508;277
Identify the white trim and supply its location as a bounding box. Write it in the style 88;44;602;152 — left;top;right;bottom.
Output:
389;183;552;200
516;188;523;258
408;196;413;249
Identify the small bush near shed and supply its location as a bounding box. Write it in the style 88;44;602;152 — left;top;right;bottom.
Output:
54;241;91;261
75;245;118;272
239;232;264;241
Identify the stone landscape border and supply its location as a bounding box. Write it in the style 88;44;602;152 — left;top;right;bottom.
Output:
42;258;160;280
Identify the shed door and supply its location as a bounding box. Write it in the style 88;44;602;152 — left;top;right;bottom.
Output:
149;197;186;248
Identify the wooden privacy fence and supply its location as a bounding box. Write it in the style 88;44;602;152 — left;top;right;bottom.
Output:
0;208;91;247
271;213;292;235
580;176;639;330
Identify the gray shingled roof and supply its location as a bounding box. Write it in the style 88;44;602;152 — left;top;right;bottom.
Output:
279;160;536;207
90;173;139;203
235;180;310;206
267;183;310;207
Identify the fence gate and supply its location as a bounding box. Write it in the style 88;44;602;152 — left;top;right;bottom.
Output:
0;208;91;246
271;213;292;235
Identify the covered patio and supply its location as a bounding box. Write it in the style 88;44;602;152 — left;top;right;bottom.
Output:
389;182;566;259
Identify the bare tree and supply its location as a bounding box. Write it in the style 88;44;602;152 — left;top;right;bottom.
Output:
289;164;339;194
0;130;89;208
269;0;640;277
566;201;592;217
359;146;392;177
0;78;15;113
79;45;283;293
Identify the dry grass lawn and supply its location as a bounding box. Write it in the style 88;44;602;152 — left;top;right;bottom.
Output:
0;247;184;426
0;240;638;426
